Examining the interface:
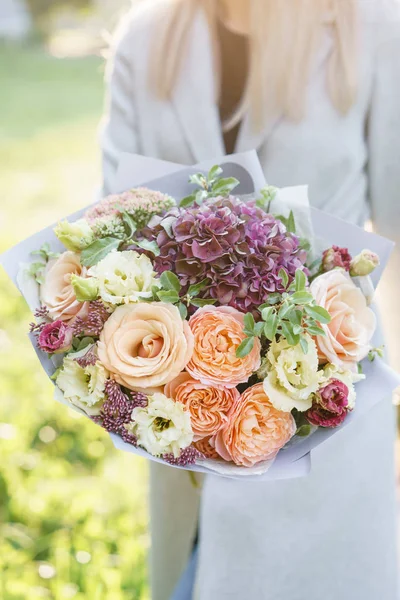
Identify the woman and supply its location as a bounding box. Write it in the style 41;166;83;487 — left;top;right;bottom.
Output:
101;1;400;599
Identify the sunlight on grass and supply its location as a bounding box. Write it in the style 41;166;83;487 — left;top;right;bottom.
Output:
0;44;149;600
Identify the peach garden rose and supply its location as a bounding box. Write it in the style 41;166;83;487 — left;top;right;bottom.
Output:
40;251;89;322
186;306;261;388
98;302;194;391
165;372;239;441
310;270;376;369
215;383;296;467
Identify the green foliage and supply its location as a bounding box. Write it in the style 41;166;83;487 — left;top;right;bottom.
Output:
0;46;148;599
256;185;278;212
180;165;239;208
236;268;332;358
80;237;121;267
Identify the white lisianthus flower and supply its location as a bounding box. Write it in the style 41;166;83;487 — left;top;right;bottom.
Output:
321;364;365;410
263;335;323;412
56;351;108;415
88;250;159;305
128;392;193;458
54;219;94;252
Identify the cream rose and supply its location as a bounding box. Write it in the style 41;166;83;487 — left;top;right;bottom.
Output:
98;302;194;391
310;270;376;369
40;251;88;322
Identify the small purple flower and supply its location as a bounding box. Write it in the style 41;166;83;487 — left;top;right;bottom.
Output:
92;379;148;446
72;300;110;337
163;446;203;467
306;379;350;428
38;320;73;354
322;246;352;273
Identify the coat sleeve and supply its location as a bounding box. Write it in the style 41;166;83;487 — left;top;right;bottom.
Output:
367;9;400;366
100;25;139;197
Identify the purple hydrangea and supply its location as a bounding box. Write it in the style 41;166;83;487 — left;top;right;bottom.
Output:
143;196;307;314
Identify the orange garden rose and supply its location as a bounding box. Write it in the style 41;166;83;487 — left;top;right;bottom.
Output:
310;270;376;369
186;306;261;388
215;384;296;467
98;302;194;391
40;251;88;322
193;436;220;459
165;373;239;441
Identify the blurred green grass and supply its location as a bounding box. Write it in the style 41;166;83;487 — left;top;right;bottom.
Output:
0;44;149;600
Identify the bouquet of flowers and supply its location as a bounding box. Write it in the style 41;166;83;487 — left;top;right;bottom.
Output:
2;153;398;479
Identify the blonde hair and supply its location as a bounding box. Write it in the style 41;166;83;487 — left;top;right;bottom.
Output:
149;0;358;132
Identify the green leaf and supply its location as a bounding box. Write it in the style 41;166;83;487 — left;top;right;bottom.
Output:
122;211;137;238
261;306;274;321
278;268;289;288
208;165;223;183
243;313;255;334
254;322;264;337
156;290;180;304
31;242;59;261
80;237;121;267
286;210;296;233
212;177;240;196
264;312;278;341
178;302;188;320
304;305;331;324
266;293;281;305
195;189;208;205
281;322;300;346
180;194;196;208
306;324;326;337
75;337;95;352
300;336;309;354
190;298;217;308
130;239;160;256
291;291;314;305
299;238;312;252
189;173;206;187
296;424;312;437
278;302;292;320
236;336;255;359
289;309;302;326
293;324;303;335
188;279;210;297
27;261;46;284
160;271;181;293
50;367;62;381
295;269;307;292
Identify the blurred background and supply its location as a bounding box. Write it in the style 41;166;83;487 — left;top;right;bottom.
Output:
0;1;399;599
0;1;150;599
